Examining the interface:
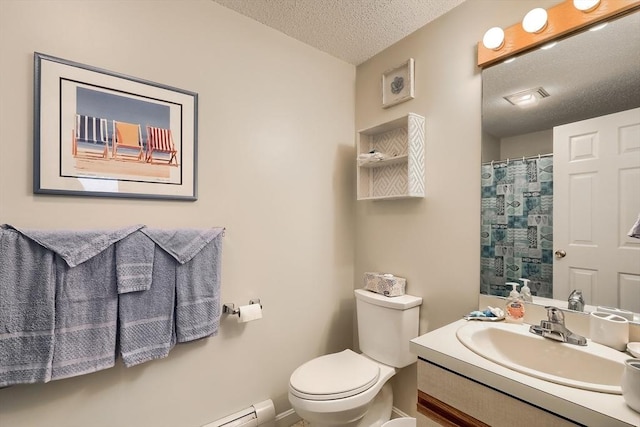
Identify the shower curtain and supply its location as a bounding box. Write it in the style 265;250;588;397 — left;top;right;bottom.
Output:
480;155;553;298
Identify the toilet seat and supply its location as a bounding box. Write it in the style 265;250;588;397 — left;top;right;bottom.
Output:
289;349;380;401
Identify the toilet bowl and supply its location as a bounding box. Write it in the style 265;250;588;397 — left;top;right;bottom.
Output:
382;417;417;427
288;350;395;426
288;289;423;426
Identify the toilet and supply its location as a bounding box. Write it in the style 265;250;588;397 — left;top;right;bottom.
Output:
288;289;422;427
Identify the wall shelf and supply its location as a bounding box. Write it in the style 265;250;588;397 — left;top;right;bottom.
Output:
356;113;425;200
359;154;409;169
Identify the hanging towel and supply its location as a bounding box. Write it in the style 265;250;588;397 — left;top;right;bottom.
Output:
1;224;143;382
4;224;142;268
116;229;155;294
117;230;176;367
628;214;640;239
0;228;56;387
141;228;225;343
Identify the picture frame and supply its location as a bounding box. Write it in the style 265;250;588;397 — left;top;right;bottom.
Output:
381;58;415;109
33;52;198;200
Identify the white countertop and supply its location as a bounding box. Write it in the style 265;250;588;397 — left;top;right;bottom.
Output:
410;319;640;427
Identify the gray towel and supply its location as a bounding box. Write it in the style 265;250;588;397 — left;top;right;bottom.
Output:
117;230;175;367
5;224;143;267
116;229;154;294
141;228;224;343
0;228;56;386
1;224;143;382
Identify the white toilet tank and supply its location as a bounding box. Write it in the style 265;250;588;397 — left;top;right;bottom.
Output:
355;289;422;368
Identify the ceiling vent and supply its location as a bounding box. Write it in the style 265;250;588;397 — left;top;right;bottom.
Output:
504;87;550;107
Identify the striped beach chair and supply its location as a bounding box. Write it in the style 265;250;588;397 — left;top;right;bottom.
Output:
146;125;178;166
113;121;144;162
72;114;109;159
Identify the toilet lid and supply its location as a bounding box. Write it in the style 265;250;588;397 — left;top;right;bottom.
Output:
289;349;380;400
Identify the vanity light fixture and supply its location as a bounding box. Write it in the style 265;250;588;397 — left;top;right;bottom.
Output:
482;27;505;50
522;8;548;33
504;87;550;107
573;0;601;12
478;0;640;68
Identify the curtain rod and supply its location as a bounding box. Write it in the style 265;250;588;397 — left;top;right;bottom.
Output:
482;153;553;166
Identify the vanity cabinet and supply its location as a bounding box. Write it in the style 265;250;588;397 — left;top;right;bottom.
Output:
417;359;579;427
356;113;425;200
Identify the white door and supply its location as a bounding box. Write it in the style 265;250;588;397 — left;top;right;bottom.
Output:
553;108;640;312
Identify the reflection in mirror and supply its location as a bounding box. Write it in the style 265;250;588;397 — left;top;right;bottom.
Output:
480;11;640;321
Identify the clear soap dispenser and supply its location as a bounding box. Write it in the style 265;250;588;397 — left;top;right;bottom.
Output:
505;282;525;324
519;278;533;303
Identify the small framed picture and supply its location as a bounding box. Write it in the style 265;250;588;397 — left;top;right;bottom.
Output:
381;58;415;109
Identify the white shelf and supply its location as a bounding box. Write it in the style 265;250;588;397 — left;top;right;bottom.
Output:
359;154;408;168
356;113;425;200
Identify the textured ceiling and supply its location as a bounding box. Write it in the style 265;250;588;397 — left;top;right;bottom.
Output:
212;0;466;65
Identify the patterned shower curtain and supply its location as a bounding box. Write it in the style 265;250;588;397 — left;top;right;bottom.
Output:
480;155;554;298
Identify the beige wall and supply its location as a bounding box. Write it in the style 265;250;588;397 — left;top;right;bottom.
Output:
354;0;560;416
0;1;355;426
500;129;553;160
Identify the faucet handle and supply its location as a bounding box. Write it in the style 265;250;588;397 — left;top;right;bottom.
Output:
545;306;565;324
568;289;585;311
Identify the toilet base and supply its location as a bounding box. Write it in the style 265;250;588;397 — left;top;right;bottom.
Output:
303;382;393;427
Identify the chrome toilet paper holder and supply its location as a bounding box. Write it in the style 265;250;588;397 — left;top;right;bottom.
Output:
223;299;261;316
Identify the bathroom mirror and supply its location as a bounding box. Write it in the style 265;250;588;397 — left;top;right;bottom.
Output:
480;10;640;321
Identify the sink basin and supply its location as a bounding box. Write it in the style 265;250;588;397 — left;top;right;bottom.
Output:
456;321;627;394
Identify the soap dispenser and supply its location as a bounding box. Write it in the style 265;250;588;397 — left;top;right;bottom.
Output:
519;278;533;303
505;282;525;324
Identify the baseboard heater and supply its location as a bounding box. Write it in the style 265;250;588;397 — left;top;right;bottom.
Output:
203;399;275;427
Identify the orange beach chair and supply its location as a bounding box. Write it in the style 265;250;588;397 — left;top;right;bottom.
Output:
113;121;144;162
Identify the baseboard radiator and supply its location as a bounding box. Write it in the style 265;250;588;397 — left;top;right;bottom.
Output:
203;399;276;427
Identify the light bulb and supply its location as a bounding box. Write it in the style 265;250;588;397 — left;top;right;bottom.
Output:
482;27;505;50
573;0;600;12
522;8;548;33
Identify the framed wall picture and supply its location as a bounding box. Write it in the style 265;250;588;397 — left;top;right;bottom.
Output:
33;52;198;200
381;58;415;109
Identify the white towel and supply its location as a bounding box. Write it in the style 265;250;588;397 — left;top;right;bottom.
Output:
628;214;640;239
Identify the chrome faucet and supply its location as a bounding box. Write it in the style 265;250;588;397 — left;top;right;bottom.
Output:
568;289;585;312
529;306;587;346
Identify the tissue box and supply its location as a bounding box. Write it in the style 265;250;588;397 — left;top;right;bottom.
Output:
364;272;406;297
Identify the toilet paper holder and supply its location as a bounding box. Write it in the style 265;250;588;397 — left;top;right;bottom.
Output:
223;299;261;316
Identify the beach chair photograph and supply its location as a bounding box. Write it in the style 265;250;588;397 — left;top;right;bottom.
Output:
113;120;144;162
146;125;178;166
72;114;109;159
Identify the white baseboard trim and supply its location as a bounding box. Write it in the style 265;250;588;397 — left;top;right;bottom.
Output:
275;408;300;427
275;406;412;426
392;406;413;419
